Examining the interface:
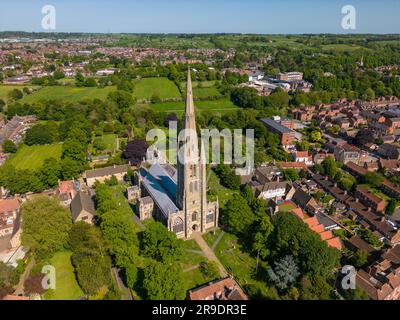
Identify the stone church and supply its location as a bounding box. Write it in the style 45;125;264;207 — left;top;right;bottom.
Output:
134;69;219;238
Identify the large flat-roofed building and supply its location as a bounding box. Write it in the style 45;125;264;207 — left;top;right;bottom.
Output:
277;72;303;82
260;118;295;147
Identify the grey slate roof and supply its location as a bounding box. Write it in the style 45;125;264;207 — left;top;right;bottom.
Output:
70;191;96;221
140;164;179;217
85;165;128;179
260;118;293;134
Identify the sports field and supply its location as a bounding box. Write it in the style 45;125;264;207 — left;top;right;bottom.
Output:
147;99;238;115
21;86;116;103
7;144;62;170
133;77;181;100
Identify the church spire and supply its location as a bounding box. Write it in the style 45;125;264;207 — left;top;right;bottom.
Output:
185;67;195;116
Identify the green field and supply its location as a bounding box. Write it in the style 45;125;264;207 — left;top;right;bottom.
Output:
7;144;62;170
0;85;37;102
21;85;116;103
92;134;118;153
43;251;84;300
133;78;181;100
147;99;238;116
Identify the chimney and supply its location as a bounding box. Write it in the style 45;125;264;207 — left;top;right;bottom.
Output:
334;183;338;188
367;207;372;212
325;176;328;181
344;190;348;195
355;198;359;203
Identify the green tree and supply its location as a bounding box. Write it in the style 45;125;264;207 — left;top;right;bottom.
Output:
8;89;23;100
2;139;17;153
100;210;139;268
321;156;338;179
253;215;274;260
141;221;183;263
125;264;138;289
271;213;341;279
69;222;112;296
350;249;368;268
21;196;72;258
282;168;300;182
363;172;384;188
385;198;397;216
299;275;333;300
222;195;256;235
199;261;220;280
142;261;186;300
0;262;19;289
267;255;300;291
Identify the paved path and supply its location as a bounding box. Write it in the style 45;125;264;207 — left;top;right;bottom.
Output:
211;230;225;251
112;268;133;300
193;233;228;278
183;264;200;273
131;214;146;230
13;257;35;296
185;249;206;256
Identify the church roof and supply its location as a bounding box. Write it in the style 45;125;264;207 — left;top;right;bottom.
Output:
140;164;179;217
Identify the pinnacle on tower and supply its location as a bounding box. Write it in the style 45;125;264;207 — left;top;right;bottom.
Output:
185;67;195;116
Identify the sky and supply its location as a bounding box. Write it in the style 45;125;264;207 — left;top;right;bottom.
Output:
0;0;399;34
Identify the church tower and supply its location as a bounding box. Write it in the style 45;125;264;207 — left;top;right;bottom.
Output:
176;68;207;237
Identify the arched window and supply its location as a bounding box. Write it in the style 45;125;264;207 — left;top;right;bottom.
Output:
192;211;198;222
173;218;184;233
206;210;214;223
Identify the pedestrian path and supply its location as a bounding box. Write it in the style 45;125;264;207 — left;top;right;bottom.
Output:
193;233;228;278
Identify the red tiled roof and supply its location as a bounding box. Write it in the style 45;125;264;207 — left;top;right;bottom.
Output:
0;198;20;214
187;278;248;300
58;180;74;194
326;237;343;250
279;162;307;169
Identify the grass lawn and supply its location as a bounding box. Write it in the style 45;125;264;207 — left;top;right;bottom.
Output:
7;143;62;170
147;99;238;116
179;80;216;89
214;231;269;295
202;229;222;248
193;87;222;99
21;85;116;103
92;134;117;153
321;44;364;51
278;202;297;212
207;170;239;208
133;78;181;100
43;251;84;300
0;85;38;102
182;267;215;292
